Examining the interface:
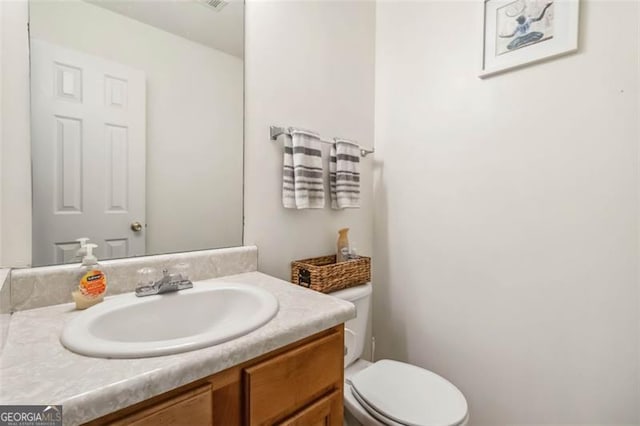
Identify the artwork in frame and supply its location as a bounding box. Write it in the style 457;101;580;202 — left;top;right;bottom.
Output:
480;0;580;78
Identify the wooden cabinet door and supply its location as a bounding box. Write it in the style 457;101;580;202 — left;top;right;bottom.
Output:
244;329;343;425
277;390;342;426
108;385;213;426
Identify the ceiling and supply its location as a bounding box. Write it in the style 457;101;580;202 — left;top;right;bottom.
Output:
85;0;244;58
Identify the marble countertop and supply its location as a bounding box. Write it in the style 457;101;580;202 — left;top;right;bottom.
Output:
0;272;356;425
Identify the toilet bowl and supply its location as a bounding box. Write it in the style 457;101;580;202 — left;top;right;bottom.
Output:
331;283;469;426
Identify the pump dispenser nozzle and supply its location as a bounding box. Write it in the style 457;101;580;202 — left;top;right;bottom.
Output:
76;237;90;259
83;243;98;265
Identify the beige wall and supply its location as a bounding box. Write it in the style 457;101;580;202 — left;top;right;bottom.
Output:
243;0;376;280
0;0;4;266
374;0;639;424
0;0;30;268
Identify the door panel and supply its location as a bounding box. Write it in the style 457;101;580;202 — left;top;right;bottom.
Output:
277;390;342;426
54;116;83;213
31;39;146;266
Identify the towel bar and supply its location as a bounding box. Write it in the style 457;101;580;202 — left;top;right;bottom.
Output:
269;125;375;157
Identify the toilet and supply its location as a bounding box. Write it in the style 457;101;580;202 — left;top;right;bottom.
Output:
331;283;469;426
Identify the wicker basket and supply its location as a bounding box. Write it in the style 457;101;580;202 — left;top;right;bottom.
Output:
291;254;371;294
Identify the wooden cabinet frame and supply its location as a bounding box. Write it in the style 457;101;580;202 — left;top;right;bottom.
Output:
86;325;344;426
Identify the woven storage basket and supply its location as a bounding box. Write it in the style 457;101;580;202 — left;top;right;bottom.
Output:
291;254;371;294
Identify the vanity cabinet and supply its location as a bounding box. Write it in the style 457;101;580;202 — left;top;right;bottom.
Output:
277;390;341;426
109;386;213;426
86;325;344;426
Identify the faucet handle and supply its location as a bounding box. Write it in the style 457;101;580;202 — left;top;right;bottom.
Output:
134;265;192;296
173;263;190;281
137;267;157;287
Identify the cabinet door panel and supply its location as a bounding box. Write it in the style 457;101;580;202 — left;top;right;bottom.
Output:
109;385;212;426
277;390;342;426
244;330;343;425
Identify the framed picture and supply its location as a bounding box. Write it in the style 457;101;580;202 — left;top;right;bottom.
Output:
479;0;580;78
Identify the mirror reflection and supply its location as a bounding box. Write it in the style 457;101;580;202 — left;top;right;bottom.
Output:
29;0;244;267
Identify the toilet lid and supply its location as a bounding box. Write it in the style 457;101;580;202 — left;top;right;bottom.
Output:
349;360;468;426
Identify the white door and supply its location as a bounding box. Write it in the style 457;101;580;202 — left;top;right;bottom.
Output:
31;39;146;266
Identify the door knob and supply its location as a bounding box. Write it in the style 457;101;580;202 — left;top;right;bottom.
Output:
131;222;143;232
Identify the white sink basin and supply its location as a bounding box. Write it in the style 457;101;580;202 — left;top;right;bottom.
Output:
60;281;279;358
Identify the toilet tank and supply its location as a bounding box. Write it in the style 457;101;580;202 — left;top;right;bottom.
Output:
330;283;372;367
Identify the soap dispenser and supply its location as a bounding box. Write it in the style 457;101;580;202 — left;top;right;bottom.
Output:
75;237;90;259
72;243;107;310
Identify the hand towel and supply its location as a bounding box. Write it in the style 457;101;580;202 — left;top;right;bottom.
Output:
283;128;325;209
282;133;297;209
330;139;360;209
329;145;338;209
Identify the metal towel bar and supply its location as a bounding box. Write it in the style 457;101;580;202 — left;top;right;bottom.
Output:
269;125;374;157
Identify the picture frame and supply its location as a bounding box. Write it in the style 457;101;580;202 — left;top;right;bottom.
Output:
479;0;580;78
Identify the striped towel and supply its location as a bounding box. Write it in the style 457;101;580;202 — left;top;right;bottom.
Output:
330;139;360;209
282;133;296;209
282;128;325;209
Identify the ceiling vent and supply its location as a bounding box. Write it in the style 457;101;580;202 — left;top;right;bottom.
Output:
200;0;228;12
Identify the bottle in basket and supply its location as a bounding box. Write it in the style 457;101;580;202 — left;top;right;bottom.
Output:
337;228;350;262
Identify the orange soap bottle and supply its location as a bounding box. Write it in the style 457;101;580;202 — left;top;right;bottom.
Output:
72;243;107;309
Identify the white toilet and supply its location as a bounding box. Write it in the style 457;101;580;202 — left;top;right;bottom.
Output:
331;283;469;426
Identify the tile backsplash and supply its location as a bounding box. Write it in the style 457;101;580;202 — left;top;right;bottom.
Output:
10;246;258;311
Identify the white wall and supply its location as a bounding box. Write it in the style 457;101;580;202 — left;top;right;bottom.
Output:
244;1;376;280
374;1;639;424
30;1;243;257
0;0;31;268
0;0;4;266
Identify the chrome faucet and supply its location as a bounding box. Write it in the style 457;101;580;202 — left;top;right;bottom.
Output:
135;268;193;297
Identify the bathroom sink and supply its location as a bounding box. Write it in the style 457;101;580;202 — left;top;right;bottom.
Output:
60;281;279;358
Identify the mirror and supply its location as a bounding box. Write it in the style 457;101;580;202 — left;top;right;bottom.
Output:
28;0;244;267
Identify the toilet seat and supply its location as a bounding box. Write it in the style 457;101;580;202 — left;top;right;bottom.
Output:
348;360;468;426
